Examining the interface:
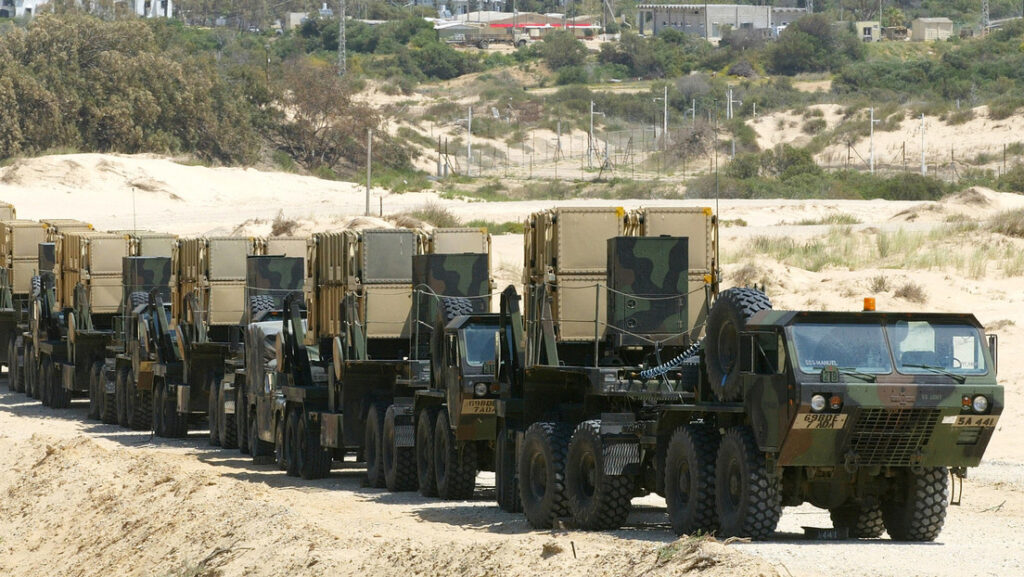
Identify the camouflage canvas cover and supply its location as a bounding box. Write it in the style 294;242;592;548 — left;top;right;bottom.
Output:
412;254;490;310
246;256;304;315
607;237;689;344
122;256;172;308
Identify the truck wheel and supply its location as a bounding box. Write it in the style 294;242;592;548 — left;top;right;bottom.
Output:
40;356;54;407
383;405;417;491
6;337;18;392
129;371;152;431
831;501;885;538
495;421;521;513
251;408;274;464
715;426;781;539
128;291;148;310
23;342;35;398
433;408;477;500
116;368;129;427
87;362;103;420
364;402;387;488
478;39;489;49
666;425;719;536
296;410;332;480
220;386;238;449
705;288;771;402
518;421;571;529
882;467;948;541
285;408;300;476
250;295;276;321
101;370;117;425
565;420;632;530
274;413;287;470
516;39;527;48
208;375;221;446
416;407;439;497
51;363;71;409
236;388;250;454
153;380;166;436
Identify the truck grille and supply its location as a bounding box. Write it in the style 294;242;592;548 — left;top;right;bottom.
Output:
846;408;940;466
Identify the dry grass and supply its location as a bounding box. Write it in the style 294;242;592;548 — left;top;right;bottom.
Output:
392;201;462;228
270;210;298;236
895;281;927;303
989;209;1024;238
868;274;890;292
793;213;861;226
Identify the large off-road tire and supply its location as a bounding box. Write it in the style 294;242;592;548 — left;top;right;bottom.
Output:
882;467;949;542
295;409;332;480
24;342;36;398
41;357;56;407
50;362;71;409
285;408;300;476
831;501;885;538
87;362;104;420
715;426;781;540
495;420;521;513
364;403;387;488
250;407;275;464
236;388;250;454
666;425;720;536
430;297;476;378
518;421;571;529
274;414;287;470
128;291;148;310
128;373;152;431
220;386;238;449
7;337;19;392
155;380;188;438
208;375;221;446
564;420;633;530
249;295;276;321
383;405;417;492
704;288;772;402
416;407;439;497
100;370;117;425
115;368;130;427
434;408;477;500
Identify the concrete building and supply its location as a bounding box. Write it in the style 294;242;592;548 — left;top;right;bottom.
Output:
856;20;880;41
911;17;953;41
636;4;808;41
0;0;42;18
0;0;172;18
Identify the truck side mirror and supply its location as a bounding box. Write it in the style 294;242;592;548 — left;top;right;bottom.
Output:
987;334;998;374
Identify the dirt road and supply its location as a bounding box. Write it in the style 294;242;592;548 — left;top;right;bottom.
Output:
0;380;1020;577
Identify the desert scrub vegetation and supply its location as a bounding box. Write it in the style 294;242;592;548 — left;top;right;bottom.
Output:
989;209;1024;237
793;213;861;225
894;281;927;303
729;224;1024;278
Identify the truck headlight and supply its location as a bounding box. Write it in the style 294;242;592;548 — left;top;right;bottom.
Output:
810;394;827;413
972;395;989;414
474;382;488;397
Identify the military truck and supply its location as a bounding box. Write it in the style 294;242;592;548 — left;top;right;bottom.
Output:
254;227;491;483
0;219;47;391
216;254;305;452
490;206;1001;541
0;201;15;221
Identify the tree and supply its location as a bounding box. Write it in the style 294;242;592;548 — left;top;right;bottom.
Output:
539;30;587;70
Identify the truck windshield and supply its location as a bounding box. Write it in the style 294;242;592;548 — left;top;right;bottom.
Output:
460;324;499;366
791;323;893;374
887;320;987;375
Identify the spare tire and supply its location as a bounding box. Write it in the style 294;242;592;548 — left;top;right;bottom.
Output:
250;294;276;321
430;297;475;385
704;288;771;401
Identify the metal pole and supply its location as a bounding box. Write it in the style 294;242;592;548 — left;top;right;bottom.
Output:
467;106;472;177
589;100;595;168
365;128;372;216
663;85;668;151
920;113;926;176
869;107;875;174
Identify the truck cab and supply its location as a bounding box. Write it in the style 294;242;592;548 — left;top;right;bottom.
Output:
436;314;501;441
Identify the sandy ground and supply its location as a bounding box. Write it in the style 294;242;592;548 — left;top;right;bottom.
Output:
1;154;1024;576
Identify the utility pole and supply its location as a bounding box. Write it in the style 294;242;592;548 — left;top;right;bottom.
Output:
727;88;742;120
663;85;668;150
920;113;926;176
869;107;880;174
338;0;346;76
365;128;372;216
467;106;473;177
691;98;696;126
589;100;595;168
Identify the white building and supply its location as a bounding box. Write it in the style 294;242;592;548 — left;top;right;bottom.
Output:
0;0;172;18
636;3;808;41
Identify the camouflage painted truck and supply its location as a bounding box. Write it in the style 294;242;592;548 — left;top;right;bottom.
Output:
493;206;1002;541
0;219;47;392
259;227;491;483
21;219;94;401
111;236;261;434
216;254;305;454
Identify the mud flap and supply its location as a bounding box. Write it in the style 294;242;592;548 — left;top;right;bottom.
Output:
320;412;344;449
392;401;415;448
600;413;641;476
61;363;75;391
177;384;190;413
